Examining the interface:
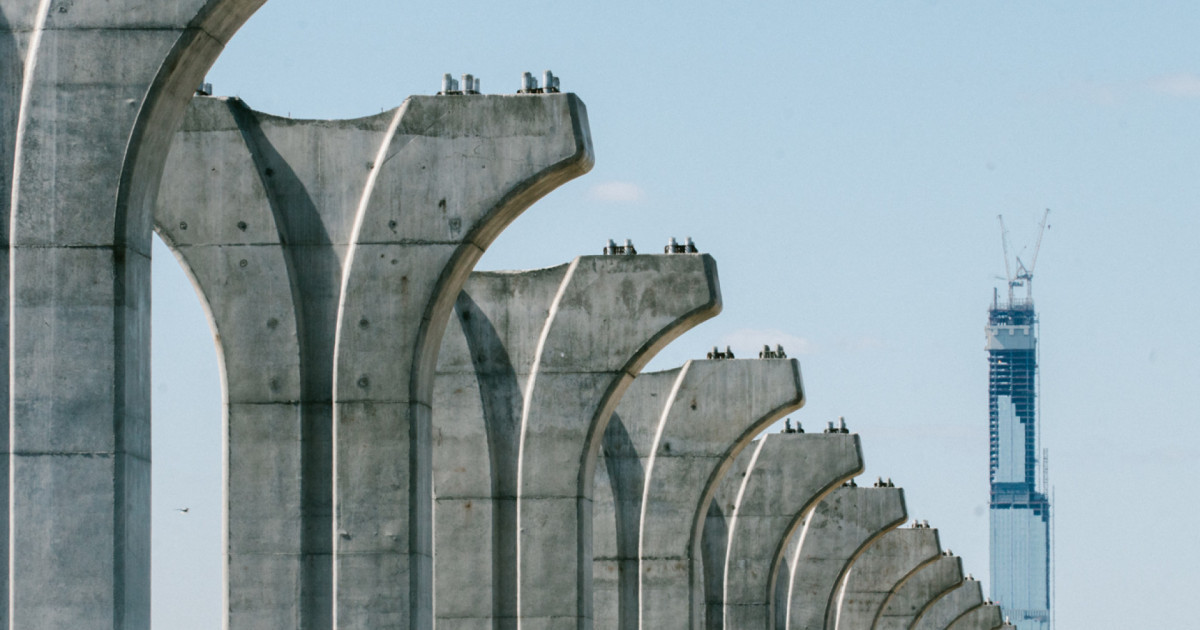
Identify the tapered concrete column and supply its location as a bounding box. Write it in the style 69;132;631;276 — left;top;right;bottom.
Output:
2;1;263;627
721;434;863;630
784;486;907;630
430;256;721;630
699;434;756;630
516;256;721;630
592;363;809;630
156;94;593;629
592;370;681;630
432;265;571;630
946;604;1004;630
638;360;806;630
875;554;963;630
911;578;984;630
832;526;941;630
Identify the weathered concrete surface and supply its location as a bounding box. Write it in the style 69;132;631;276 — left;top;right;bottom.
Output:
517;257;721;630
833;526;941;630
784;486;907;630
590;369;686;628
874;554;963;630
700;432;755;630
430;256;721;630
638;360;806;630
592;362;808;630
2;1;265;627
911;578;984;630
592;369;681;630
946;604;1004;630
432;265;569;630
722;434;864;630
156;94;593;628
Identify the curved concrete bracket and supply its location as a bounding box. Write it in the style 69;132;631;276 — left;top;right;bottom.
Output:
947;604;1004;630
911;579;984;630
722;434;864;630
429;254;719;629
155;93;594;629
874;554;963;630
638;359;805;630
516;254;722;628
833;527;941;630
784;486;907;630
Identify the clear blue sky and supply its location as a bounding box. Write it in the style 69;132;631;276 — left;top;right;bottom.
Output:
151;2;1200;627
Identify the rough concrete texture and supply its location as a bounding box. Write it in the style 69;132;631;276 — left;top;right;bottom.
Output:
591;361;807;630
155;94;593;629
3;2;1000;628
911;578;985;630
637;360;806;630
833;526;941;630
593;370;681;630
721;434;864;630
699;436;755;630
430;255;721;630
784;486;907;630
874;554;963;630
947;604;1004;630
2;1;265;627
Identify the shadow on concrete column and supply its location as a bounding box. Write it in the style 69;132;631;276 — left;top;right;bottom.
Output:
834;527;941;630
912;578;984;630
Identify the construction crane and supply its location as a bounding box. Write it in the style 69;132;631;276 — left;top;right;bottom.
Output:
998;209;1050;303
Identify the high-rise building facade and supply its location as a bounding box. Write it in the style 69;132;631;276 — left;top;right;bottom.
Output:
987;293;1051;630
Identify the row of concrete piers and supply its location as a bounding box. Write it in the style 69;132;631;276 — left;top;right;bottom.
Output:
1;1;1013;627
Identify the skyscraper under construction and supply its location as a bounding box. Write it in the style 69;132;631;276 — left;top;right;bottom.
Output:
987;212;1051;630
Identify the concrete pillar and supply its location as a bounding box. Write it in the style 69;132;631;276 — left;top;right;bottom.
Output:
721;434;864;630
699;431;756;630
874;554;963;630
432;265;572;630
593;370;681;630
784;486;907;630
832;526;941;629
430;256;721;630
592;362;808;630
516;256;721;630
911;578;984;630
155;94;594;629
638;360;806;630
946;604;1004;630
1;1;264;627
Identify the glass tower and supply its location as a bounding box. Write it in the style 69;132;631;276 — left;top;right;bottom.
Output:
987;294;1050;630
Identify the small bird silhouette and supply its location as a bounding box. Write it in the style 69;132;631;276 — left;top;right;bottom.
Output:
175;507;190;514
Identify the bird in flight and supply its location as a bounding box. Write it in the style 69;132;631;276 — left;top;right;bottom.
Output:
175;507;190;514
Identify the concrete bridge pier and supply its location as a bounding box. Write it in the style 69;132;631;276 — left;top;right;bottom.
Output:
592;361;810;630
784;486;907;630
719;434;864;630
947;603;1005;630
636;359;806;630
833;526;942;629
912;577;985;630
155;93;594;629
1;1;265;627
874;553;964;630
431;254;721;630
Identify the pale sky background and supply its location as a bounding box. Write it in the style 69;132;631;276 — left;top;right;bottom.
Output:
150;2;1200;628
